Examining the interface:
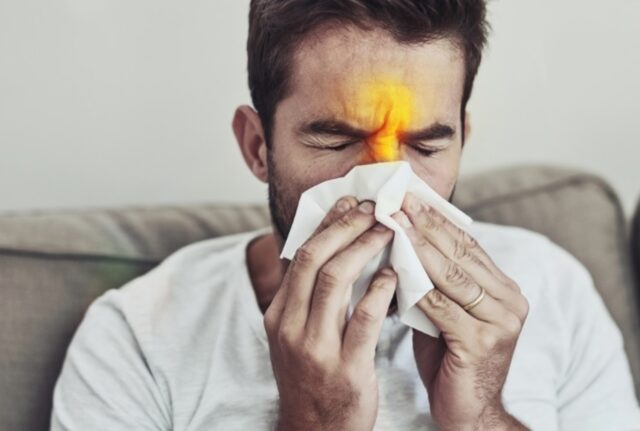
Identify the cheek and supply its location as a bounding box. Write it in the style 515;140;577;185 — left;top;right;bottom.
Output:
273;140;360;192
407;149;461;200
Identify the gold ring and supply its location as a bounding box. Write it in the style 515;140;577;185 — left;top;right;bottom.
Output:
463;286;485;311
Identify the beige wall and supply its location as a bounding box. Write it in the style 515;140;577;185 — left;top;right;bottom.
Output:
1;1;638;214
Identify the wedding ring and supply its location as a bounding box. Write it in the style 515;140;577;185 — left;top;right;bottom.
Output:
462;286;485;311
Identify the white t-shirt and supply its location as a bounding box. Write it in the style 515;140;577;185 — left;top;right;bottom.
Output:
51;222;640;430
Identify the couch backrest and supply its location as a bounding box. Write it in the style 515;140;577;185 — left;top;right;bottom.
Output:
1;165;639;430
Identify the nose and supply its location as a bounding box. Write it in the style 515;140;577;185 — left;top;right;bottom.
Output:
361;135;402;164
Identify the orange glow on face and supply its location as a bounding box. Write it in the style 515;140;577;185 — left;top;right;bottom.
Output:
356;78;416;162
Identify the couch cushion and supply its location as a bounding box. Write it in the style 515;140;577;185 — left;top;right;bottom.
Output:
1;166;638;430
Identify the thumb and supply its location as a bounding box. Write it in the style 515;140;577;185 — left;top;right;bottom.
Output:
413;330;446;387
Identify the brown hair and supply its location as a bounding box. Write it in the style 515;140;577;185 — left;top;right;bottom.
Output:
247;0;489;145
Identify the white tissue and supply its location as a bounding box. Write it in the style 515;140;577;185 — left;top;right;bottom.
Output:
280;161;473;336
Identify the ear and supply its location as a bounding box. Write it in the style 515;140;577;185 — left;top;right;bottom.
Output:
232;105;269;183
462;111;472;148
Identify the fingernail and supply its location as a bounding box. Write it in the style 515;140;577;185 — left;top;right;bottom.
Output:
358;201;374;214
407;195;421;214
398;212;412;228
336;197;352;213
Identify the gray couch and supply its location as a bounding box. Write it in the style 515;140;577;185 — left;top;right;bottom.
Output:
1;165;639;430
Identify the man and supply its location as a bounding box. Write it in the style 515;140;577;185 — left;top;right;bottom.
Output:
51;1;640;430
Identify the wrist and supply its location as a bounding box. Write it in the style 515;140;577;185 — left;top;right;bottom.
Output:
436;402;526;431
474;402;528;431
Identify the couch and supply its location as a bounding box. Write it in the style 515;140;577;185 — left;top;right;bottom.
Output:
1;165;639;430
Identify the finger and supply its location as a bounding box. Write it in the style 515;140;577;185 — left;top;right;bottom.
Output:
342;268;397;364
418;289;523;354
311;196;359;237
263;270;291;341
415;288;477;339
402;193;516;298
392;211;505;324
306;223;393;340
280;201;377;332
416;288;524;374
274;195;356;334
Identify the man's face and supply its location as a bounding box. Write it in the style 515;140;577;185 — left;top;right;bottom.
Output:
267;26;467;240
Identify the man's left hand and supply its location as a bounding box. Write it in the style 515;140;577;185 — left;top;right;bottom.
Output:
392;193;530;431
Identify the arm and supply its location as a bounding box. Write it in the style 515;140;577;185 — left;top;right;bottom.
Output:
51;289;170;431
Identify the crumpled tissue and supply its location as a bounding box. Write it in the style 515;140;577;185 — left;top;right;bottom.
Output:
280;161;473;336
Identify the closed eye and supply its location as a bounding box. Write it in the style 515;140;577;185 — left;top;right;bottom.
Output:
408;143;442;157
323;139;360;151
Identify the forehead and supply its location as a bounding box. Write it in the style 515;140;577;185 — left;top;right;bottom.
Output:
282;25;466;129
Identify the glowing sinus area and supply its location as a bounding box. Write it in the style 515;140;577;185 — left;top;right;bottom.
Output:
356;78;416;162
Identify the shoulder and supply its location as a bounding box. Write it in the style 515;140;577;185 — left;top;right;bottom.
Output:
467;221;568;264
82;228;267;355
52;229;269;427
467;221;594;310
479;222;640;431
467;221;589;280
469;222;623;362
121;228;262;300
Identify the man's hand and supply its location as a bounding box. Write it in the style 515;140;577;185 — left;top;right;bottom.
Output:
265;197;397;431
393;193;530;431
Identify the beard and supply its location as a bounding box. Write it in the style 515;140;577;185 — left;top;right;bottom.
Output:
267;151;300;245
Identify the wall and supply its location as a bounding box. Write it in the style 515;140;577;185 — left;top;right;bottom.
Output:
1;1;638;214
464;1;640;216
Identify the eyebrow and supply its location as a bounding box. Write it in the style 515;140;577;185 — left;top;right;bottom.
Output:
297;119;456;141
297;120;370;139
400;123;456;142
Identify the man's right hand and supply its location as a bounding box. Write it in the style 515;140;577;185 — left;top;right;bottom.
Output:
264;196;397;431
